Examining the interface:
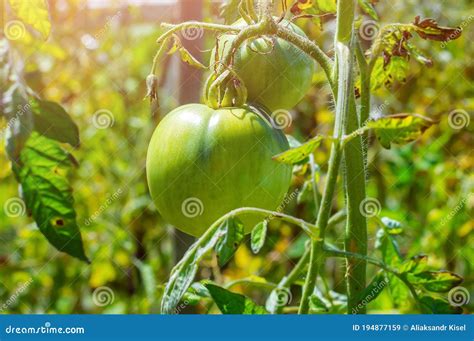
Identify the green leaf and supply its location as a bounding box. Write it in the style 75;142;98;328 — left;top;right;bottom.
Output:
31;99;80;147
419;295;462;314
205;283;268;314
371;57;409;91
407;271;463;293
367;114;435;149
309;294;330;313
398;254;428;274
316;0;337;13
215;217;244;267
375;228;402;267
353;271;387;312
13;132;88;262
161;219;238;313
8;0;51;39
358;0;378;20
250;221;267;254
273;136;323;165
380;217;403;235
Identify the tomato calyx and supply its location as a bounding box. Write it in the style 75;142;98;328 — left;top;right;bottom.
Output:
204;68;248;109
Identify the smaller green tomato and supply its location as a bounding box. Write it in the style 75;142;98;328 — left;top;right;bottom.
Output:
146;104;292;237
210;19;315;112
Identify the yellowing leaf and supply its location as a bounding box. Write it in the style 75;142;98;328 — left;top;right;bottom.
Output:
168;35;206;69
367;114;435;149
273;136;323;164
178;47;206;69
8;0;51;39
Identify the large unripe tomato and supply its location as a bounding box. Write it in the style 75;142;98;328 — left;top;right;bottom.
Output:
146;104;292;237
210;19;315;112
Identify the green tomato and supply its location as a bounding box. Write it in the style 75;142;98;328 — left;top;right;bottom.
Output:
210;19;315;112
146;104;292;237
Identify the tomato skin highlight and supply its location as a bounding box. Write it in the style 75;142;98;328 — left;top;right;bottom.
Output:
210;19;315;112
146;104;292;237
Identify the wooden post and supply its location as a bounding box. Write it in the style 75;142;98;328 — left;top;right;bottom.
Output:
174;0;204;262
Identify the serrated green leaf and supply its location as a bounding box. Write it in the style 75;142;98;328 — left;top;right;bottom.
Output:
205;283;268;314
309;294;330;313
13;132;88;262
358;0;378;20
273;136;323;165
371;57;409;91
398;254;428;274
215;217;244;267
161;228;222;313
367;114;435;149
407;271;463;293
419;295;462;314
353;271;387;311
8;0;51;39
250;221;267;254
31;99;80;147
